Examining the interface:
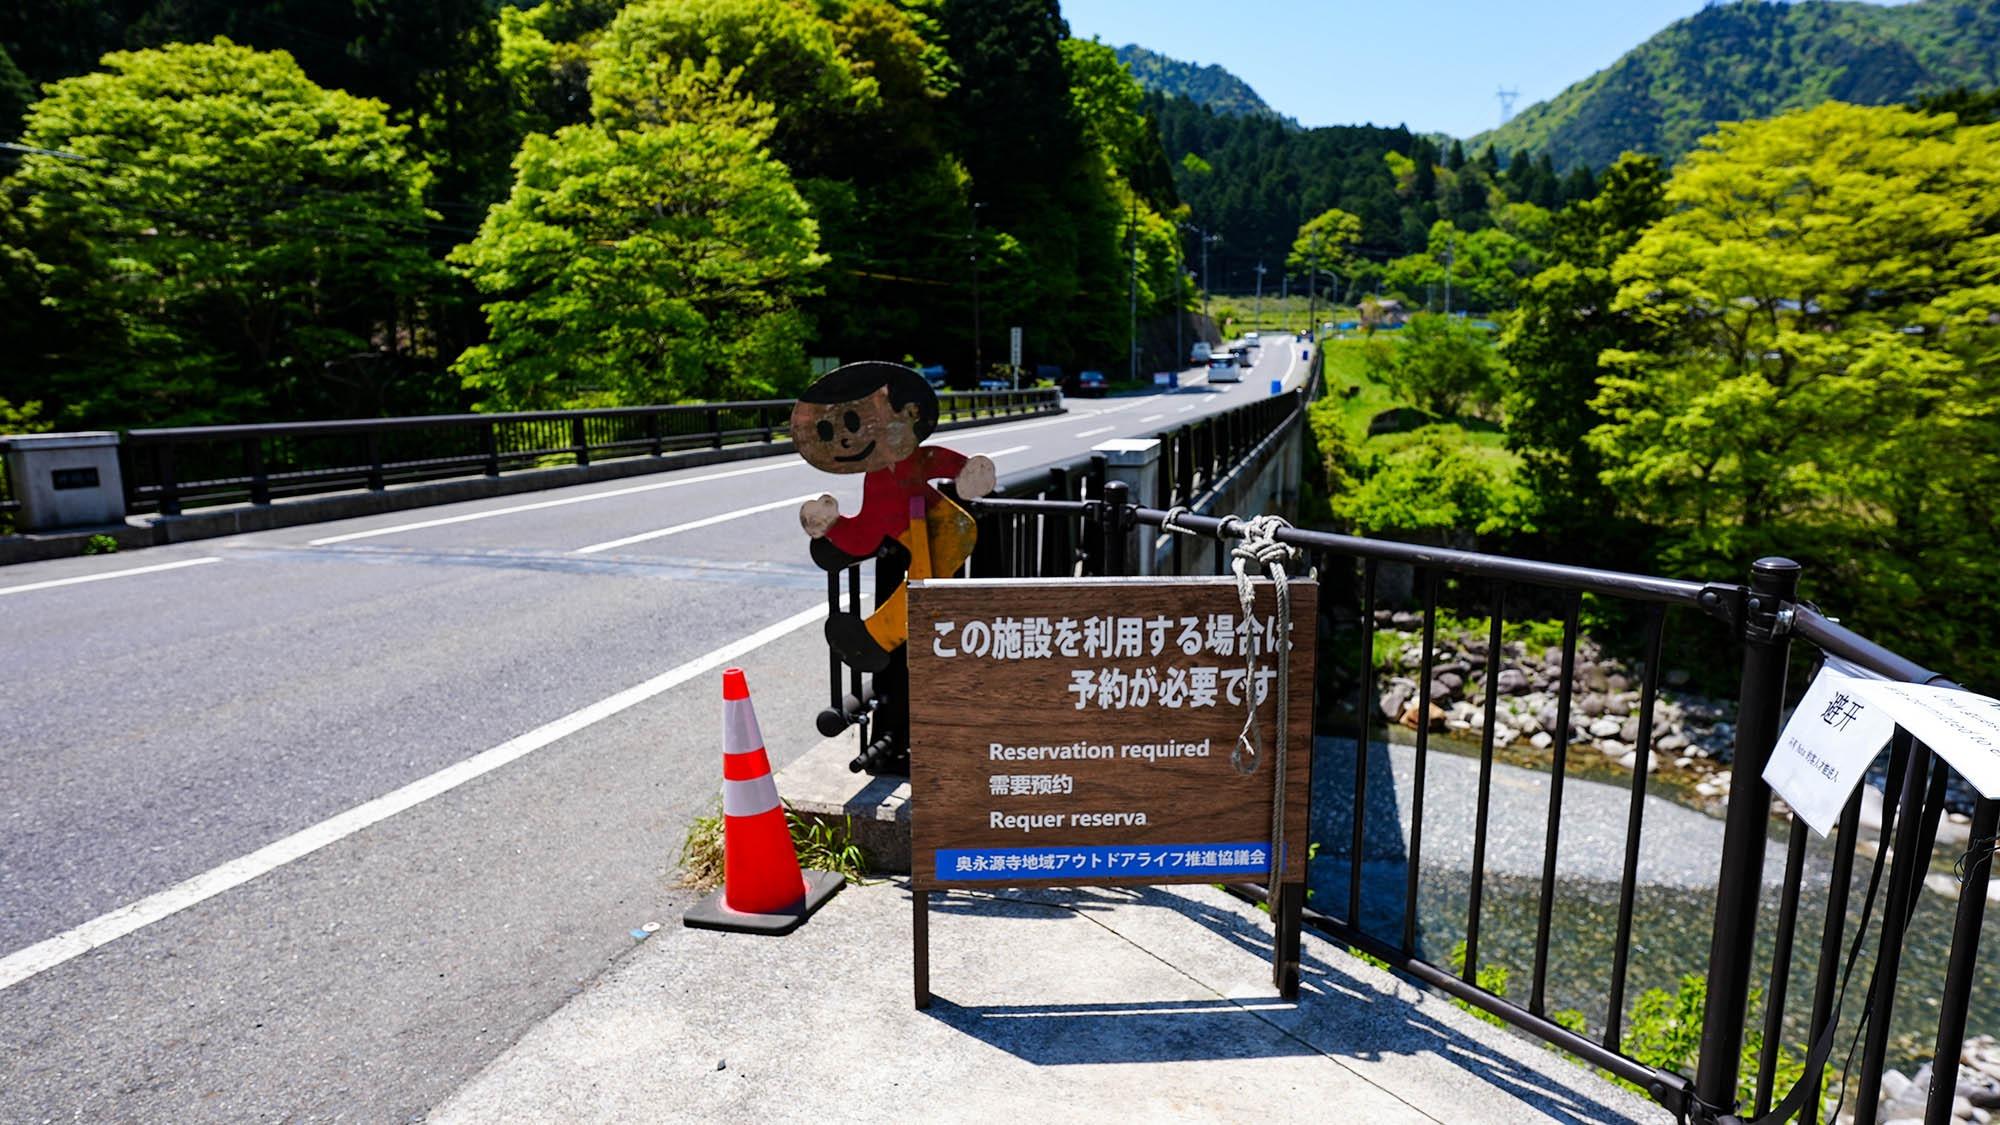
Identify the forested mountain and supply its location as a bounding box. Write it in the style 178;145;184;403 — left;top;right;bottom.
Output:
1475;0;2000;169
1152;94;1595;297
1113;44;1289;122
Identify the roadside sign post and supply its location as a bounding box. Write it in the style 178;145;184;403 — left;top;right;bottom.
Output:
908;576;1316;1008
1008;326;1023;389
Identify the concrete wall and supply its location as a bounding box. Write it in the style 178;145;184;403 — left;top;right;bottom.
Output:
1147;414;1305;577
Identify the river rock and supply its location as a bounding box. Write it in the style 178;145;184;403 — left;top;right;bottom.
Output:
1391;611;1421;628
1588;717;1622;738
1400;700;1446;730
1381;685;1411;720
1607;673;1630;693
1438;671;1464;692
1621;716;1641;743
1579;693;1606;717
1529;730;1553;750
1538;703;1559;731
1496;668;1528;694
1666;669;1691;687
1657;733;1690;753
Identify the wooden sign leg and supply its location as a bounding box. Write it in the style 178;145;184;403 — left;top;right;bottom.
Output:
1272;881;1304;1001
913;884;932;1010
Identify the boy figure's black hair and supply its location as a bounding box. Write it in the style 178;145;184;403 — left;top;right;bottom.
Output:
796;361;939;441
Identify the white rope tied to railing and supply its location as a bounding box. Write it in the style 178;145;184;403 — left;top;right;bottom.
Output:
1227;513;1305;895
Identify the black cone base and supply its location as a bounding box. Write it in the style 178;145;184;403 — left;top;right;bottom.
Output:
682;869;846;935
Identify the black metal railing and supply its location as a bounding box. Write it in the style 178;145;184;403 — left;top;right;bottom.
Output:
119;389;1061;516
948;483;1993;1125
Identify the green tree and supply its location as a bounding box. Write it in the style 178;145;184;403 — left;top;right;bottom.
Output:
450;119;826;409
1337;429;1526;539
589;0;869;172
1590;103;2000;680
1375;312;1502;417
1286;207;1361;276
12;39;440;425
1499;153;1665;529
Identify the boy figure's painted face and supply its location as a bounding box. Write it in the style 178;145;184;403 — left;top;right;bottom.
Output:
791;386;923;474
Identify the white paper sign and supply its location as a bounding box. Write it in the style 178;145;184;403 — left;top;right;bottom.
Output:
1765;669;1895;836
1845;681;2000;800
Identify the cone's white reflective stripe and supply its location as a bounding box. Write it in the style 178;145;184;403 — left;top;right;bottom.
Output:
722;775;781;817
723;697;764;756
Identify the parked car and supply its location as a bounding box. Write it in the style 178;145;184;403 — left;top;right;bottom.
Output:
918;365;947;389
1033;364;1064;386
1069;369;1108;397
977;377;1009;391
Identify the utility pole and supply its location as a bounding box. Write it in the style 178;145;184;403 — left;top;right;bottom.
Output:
969;201;985;384
1173;225;1185;368
1127;195;1139;385
1443;234;1456;317
1307;230;1321;342
1253;261;1266;330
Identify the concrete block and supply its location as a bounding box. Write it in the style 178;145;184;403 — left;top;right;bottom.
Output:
2;432;126;531
774;729;911;873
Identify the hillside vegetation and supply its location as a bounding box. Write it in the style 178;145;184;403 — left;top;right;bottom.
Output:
1475;0;2000;168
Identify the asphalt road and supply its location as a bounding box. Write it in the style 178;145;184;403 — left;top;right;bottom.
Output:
0;340;1305;1120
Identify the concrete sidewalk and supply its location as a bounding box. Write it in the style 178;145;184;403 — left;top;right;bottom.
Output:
432;879;1664;1124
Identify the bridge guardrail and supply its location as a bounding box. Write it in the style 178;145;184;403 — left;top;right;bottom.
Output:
117;388;1061;516
955;466;1994;1125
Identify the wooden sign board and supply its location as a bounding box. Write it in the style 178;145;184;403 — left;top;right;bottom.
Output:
908;577;1316;890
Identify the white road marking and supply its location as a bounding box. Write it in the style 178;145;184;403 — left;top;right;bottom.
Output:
0;556;220;598
1075;426;1115;438
0;600;830;994
573;493;822;555
307;461;799;546
1139;414;1165;423
983;445;1031;458
1177;405;1198;413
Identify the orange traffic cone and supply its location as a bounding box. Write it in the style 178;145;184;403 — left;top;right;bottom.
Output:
684;668;845;934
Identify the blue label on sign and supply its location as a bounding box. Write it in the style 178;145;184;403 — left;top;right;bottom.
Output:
936;842;1270;881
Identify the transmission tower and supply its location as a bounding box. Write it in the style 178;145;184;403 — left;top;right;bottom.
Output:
1496;87;1520;124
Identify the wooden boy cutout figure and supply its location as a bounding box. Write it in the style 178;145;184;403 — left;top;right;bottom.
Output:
792;362;994;672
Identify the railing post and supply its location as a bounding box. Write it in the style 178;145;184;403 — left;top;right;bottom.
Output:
709;407;722;450
1101;480;1130;577
365;432;384;492
483;421;501;477
571;415;589;466
1693;556;1800;1119
648;413;663;457
157;442;181;516
244;436;269;505
762;406;774;443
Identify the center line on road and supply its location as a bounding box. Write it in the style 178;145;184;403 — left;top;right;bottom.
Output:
1075;426;1115;438
1139;414;1165;422
983;444;1031;458
0;556;219;597
307;460;800;546
0;600;830;994
573;493;821;555
1177;405;1198;413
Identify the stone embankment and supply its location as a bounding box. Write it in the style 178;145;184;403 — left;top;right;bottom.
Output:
1370;611;1988;820
1370;611;1740;800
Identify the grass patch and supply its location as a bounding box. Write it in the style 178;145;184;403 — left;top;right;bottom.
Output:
677;803;872;891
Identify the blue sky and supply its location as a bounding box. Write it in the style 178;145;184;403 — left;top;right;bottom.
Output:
1062;0;1910;139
